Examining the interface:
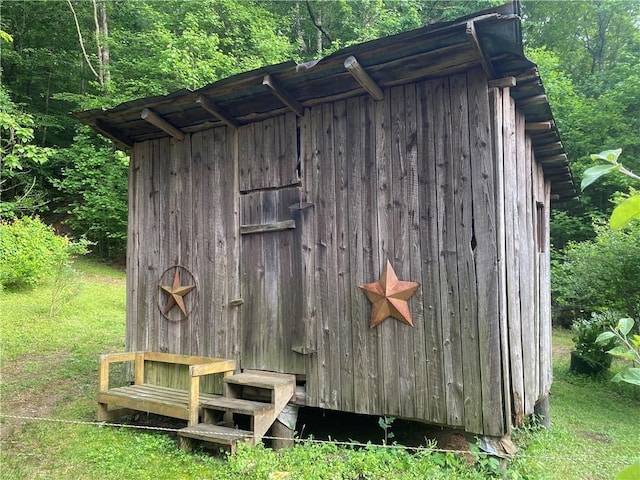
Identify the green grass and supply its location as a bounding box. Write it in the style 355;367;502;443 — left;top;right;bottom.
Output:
1;260;639;479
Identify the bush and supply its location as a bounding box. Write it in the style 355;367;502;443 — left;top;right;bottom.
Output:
571;311;619;374
0;216;88;290
552;225;640;319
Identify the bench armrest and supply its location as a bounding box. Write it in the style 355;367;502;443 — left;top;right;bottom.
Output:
98;352;145;392
189;359;236;377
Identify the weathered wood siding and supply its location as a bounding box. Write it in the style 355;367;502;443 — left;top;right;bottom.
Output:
298;68;508;435
126;68;552;436
126;127;240;389
489;85;552;427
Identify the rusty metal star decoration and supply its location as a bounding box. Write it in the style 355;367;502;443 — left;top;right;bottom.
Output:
160;268;196;316
359;260;420;328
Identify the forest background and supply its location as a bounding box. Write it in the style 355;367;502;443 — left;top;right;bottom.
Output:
2;0;640;319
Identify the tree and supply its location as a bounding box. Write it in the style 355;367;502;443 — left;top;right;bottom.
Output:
0;85;55;218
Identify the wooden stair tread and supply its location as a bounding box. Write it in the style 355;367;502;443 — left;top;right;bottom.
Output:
225;372;295;389
200;397;274;415
178;424;252;445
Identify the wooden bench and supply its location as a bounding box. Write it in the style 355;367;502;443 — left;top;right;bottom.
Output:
98;352;236;426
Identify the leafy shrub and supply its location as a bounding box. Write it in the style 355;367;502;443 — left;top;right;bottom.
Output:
571;311;618;373
552;225;640;320
0;216;88;290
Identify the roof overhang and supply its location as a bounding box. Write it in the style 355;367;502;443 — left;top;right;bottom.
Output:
74;1;576;202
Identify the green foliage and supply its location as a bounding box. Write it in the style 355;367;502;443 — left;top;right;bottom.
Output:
571;312;618;371
582;149;640;228
0;85;55;218
617;460;640;480
552;226;640;319
52;131;129;260
377;415;395;445
597;317;640;386
0;216;87;290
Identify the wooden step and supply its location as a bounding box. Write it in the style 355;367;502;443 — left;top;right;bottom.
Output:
178;423;252;446
200;397;274;415
224;372;295;390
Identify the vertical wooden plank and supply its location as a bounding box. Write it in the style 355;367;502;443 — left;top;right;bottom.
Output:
190;132;205;356
391;85;415;420
489;87;512;434
128;141;144;353
375;89;399;416
516;111;535;416
213;127;231;360
334;99;354;412
226;126;241;364
300;111;316;401
311;104;330;407
406;83;428;419
200;128;215;359
526;133;540;405
418;79;445;425
347;96;369;413
539;179;552;396
322;102;340;409
503;91;525;427
179;135;194;357
451;72;482;433
362;96;381;413
299;108;319;405
468;70;504;436
238;122;252;192
434;77;464;427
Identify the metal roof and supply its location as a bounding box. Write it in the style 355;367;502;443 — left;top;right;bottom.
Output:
74;1;575;202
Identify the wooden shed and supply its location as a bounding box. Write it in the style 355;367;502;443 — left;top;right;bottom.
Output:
77;2;575;442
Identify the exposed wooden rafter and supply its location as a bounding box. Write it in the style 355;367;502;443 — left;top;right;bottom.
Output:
263;74;304;117
141;108;185;140
488;76;516;88
90;119;134;148
526;121;552;131
344;55;384;101
538;153;568;163
466;20;495;78
519;94;548;107
196;95;239;130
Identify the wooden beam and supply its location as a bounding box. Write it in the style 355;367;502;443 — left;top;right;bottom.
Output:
263;74;304;117
240;219;296;235
538;153;568;163
488;77;516;88
344;55;384;101
91;119;134;148
526;121;553;131
466;20;495;78
196;95;239;130
518;94;548;107
140;108;185;140
535;142;563;153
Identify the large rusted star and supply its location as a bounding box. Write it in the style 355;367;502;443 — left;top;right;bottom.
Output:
359;260;420;328
160;268;195;316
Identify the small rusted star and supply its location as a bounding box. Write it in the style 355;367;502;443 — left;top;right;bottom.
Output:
359;260;420;328
160;268;195;316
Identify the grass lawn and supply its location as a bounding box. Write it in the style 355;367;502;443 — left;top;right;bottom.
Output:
1;259;638;479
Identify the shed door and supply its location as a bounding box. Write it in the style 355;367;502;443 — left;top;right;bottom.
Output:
240;187;305;374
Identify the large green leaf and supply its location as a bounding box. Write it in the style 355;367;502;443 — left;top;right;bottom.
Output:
616;318;634;336
610;195;640;229
611;368;640;386
590;148;622;164
581;164;619;191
